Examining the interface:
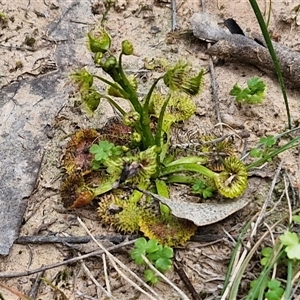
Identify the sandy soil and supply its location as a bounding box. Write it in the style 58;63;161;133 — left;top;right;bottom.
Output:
1;0;300;299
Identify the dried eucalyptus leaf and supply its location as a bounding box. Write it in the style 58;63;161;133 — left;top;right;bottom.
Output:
143;178;255;226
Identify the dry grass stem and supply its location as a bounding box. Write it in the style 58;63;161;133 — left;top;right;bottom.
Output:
141;254;190;300
284;173;293;224
263;222;277;279
80;259;116;300
0;240;136;278
76;290;98;300
251;161;283;237
103;253;111;295
77;217;161;300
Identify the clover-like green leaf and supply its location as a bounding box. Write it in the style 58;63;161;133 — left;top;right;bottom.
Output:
144;269;158;284
155;257;172;273
280;231;300;259
265;279;284;300
145;239;160;254
230;77;266;104
250;148;263;158
259;136;276;147
130;238;148;265
260;247;273;266
292;214;300;223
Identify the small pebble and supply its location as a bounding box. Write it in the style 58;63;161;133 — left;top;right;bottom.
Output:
149;26;161;34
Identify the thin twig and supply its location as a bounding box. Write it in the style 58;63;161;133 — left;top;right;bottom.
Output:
171;0;177;31
251;160;283;237
0;240;136;278
284;173;292;224
15;234;137;245
141;254;190;300
81;260;117;300
102;253;111;295
174;260;201;300
77;217;161;300
27;269;45;299
209;57;222;127
200;0;222;129
76;291;98;300
263;222;277;279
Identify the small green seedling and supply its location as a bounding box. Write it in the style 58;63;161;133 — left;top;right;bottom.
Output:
260;247;273;266
250;135;276;158
192;179;214;199
230;77;266;104
89;140;123;169
130;238;173;284
248;277;284;300
265;279;284;300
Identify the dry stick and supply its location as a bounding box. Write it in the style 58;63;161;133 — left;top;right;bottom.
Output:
284;173;293;224
27;269;45;299
251;161;283;237
15;233;227;245
190;12;300;89
102;253;112;296
15;234;137;245
77;217;161;300
0;239;136;279
141;254;190;300
200;0;222;129
285;171;297;207
263;222;277;280
0;282;31;300
171;0;177;31
174;260;201;300
264;189;285;218
80;260;117;300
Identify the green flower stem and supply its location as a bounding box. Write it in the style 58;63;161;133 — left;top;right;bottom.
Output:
92;74;129;99
118;52;155;148
118;53;142;114
160;163;216;179
99;94;126;116
155;94;172;147
165;156;207;167
143;76;164;110
142;76;164;123
247;135;300;170
141;76;164;148
167;174;196;185
249;0;291;129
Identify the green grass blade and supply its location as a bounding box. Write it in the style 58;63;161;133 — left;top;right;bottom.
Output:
249;0;291;129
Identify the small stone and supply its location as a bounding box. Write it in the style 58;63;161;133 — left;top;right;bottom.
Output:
149;26;160;34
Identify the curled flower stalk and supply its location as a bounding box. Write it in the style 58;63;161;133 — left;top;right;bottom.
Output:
160;156;248;198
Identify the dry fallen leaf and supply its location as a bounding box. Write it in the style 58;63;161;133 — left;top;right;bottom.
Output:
142;178;256;226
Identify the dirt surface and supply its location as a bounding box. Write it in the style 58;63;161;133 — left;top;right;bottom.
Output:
1;0;300;299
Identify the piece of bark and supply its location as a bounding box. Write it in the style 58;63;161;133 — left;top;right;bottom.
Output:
190;13;300;88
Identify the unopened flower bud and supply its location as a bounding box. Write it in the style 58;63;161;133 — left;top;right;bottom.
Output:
87;30;111;53
123;111;140;126
102;56;118;72
131;132;141;143
82;89;101;113
121;40;134;55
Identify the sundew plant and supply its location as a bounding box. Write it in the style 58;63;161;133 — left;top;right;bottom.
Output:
60;28;249;246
